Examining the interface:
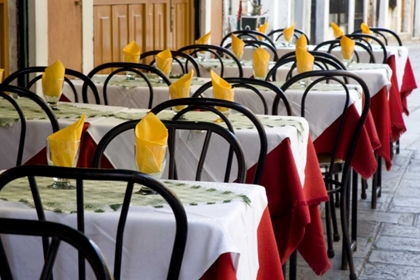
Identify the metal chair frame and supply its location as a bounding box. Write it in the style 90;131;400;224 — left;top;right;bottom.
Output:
267;28;310;44
220;30;277;49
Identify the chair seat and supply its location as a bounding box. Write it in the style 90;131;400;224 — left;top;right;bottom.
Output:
317;154;344;174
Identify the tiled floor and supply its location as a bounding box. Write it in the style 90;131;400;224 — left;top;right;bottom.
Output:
296;41;420;280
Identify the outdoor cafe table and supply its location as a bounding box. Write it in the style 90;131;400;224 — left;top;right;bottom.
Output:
62;75;381;176
0;100;332;275
0;176;282;280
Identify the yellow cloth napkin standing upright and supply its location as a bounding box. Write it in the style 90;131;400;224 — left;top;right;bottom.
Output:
296;46;314;73
231;34;245;59
295;35;307;50
252;47;270;79
135;113;168;174
283;23;296;43
210;70;234;112
257;22;268;40
340;35;355;60
361;23;371;35
195;31;211;45
47;114;86;167
42;60;65;98
169;69;194;111
0;69;4;83
156;49;172;76
331;22;344;38
123;41;141;63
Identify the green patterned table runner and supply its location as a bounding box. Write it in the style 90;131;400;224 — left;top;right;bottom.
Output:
0;178;250;213
114;109;305;135
0;98;116;127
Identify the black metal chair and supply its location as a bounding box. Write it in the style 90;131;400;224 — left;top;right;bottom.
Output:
222;40;279;61
0;218;113;280
84;62;171;108
191;77;292;116
140;50;201;77
220;30;276;48
267;28;310;44
0;85;60;166
280;70;371;280
0;165;188;280
266;51;347;83
313;38;378;64
177;44;244;78
92;119;247;183
353;27;402;46
149;98;267;185
2;66;100;104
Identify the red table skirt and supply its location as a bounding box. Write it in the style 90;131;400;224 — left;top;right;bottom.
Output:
313;105;380;179
399;58;418;116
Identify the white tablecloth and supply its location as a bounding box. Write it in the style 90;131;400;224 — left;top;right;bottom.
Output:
0;179;267;280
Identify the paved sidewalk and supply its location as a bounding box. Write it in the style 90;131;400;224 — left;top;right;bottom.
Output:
296;41;420;280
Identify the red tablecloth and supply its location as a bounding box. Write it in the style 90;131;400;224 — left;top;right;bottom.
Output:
313;105;380;179
399;58;418;116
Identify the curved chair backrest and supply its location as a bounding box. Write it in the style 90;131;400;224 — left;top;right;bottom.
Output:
266;51;348;83
220;30;276;49
177;44;244;78
267;28;310;44
150;98;267;185
191;77;292;116
353;27;402;46
223;40;279;61
344;33;387;63
2;66;100;104
92;119;247;183
314;38;377;64
140;50;201;77
0;85;59;167
85;62;171;108
0;165;188;280
0;218;113;280
280;70;370;184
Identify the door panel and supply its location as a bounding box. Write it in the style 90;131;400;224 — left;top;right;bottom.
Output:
111;5;129;62
149;2;170;50
210;0;223;45
173;0;191;49
48;0;82;71
94;6;113;67
128;4;147;50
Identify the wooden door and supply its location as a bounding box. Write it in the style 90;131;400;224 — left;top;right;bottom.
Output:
48;0;82;71
93;0;193;67
0;0;9;77
210;0;223;45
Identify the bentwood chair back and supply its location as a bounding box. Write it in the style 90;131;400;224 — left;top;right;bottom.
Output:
0;218;113;280
192;77;292;116
353;27;402;46
0;165;188;280
150;98;267;185
0;85;59;167
177;44;244;77
220;30;276;48
267;28;310;44
85;62;171;108
2;67;100;104
281;70;371;280
222;40;279;61
140;50;201;77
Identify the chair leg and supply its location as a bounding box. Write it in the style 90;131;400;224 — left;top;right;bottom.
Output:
389;141;394;161
361;179;367;199
340;176;358;279
330;195;341;242
325;198;335;258
396;139;400;154
371;155;382;209
351;170;358;251
334;174;340;208
0;236;13;279
289;251;297;280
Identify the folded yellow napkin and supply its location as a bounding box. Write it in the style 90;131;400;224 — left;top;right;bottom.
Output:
47;114;86;167
210;70;234;112
135;112;168;174
0;69;3;83
295;35;307;50
296;46;314;73
361;23;371;34
252;47;270;79
331;22;344;38
123;41;141;63
169;69;194;111
195;31;211;44
340;35;355;60
231;34;245;59
156;49;172;76
42;61;65;97
257;22;268;40
283;23;296;42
